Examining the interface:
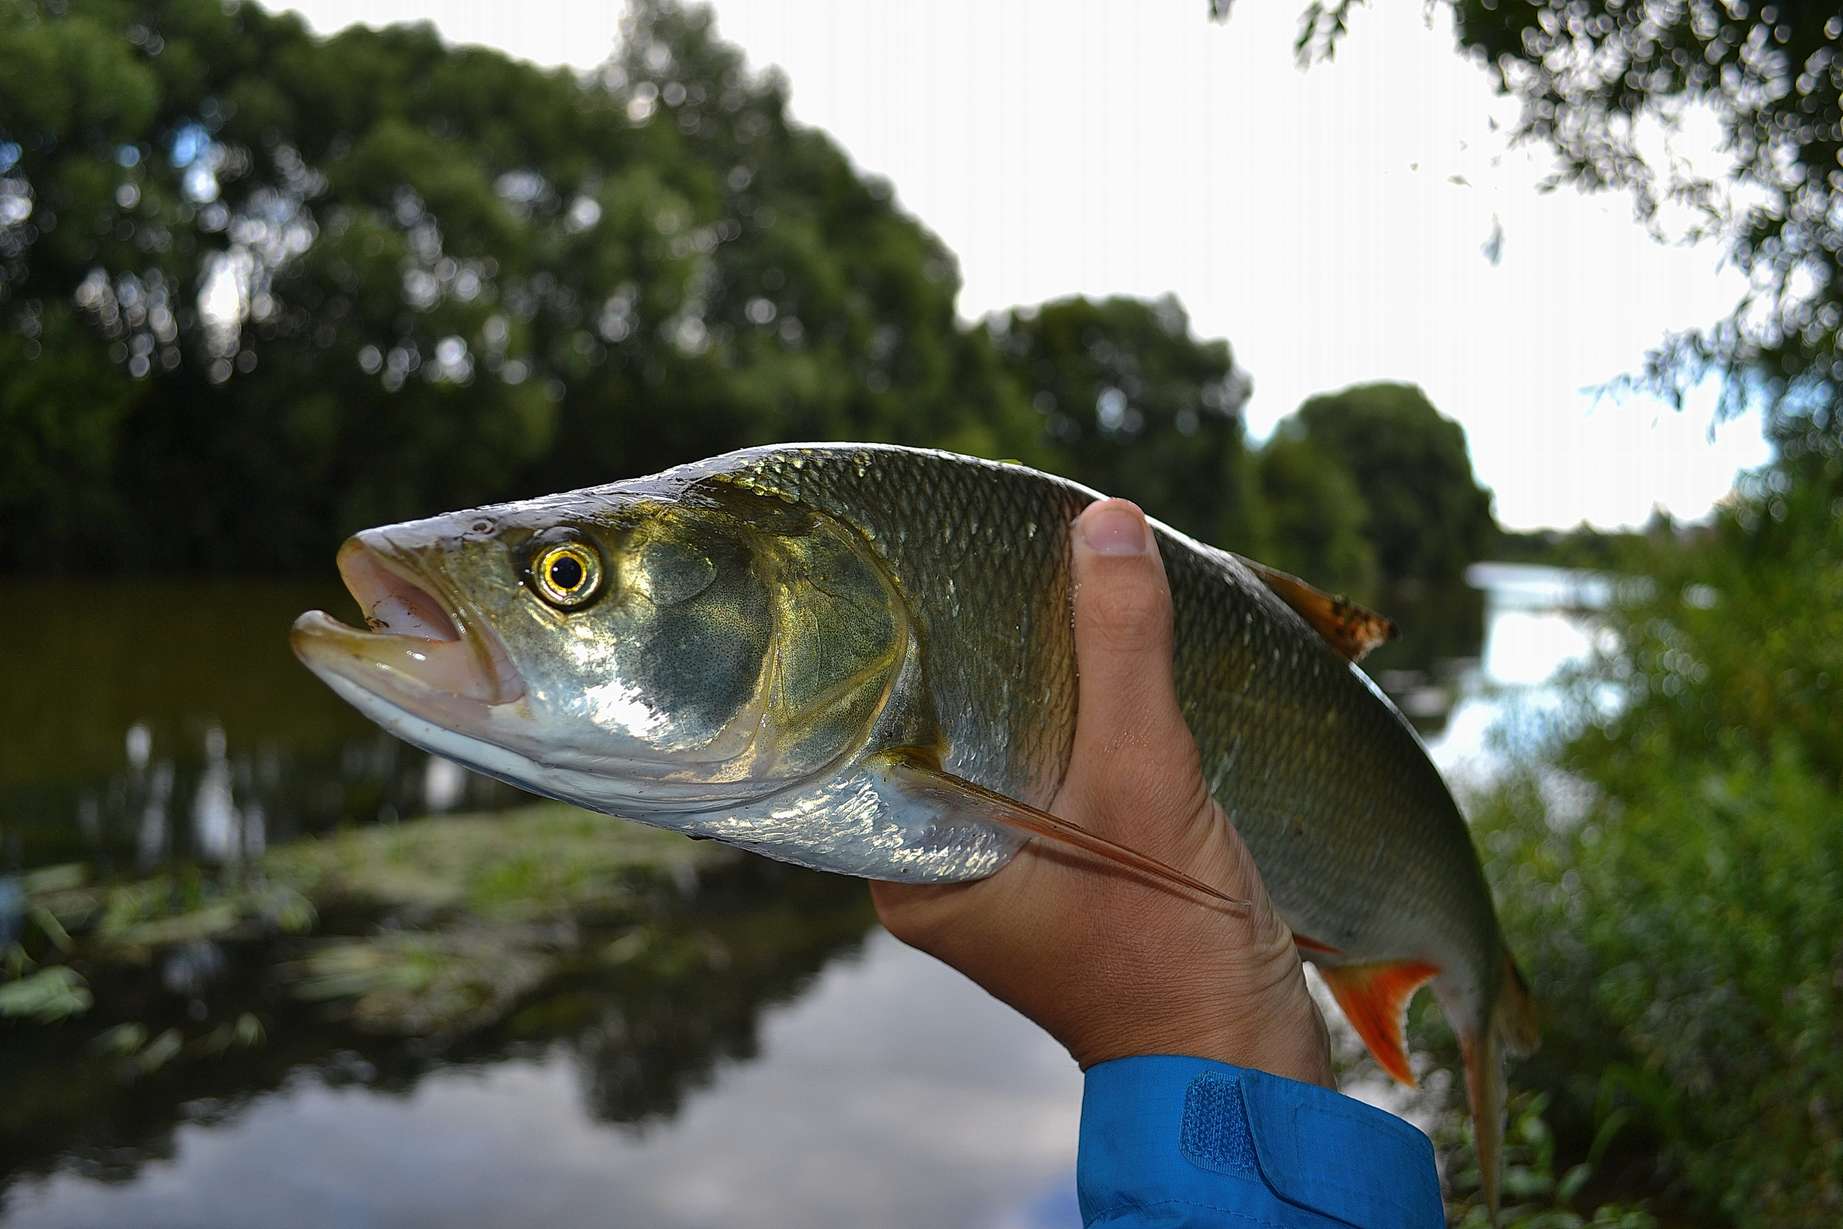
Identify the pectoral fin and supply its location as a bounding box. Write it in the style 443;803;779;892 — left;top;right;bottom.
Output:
1238;558;1396;662
1292;931;1341;956
871;750;1248;911
1319;959;1440;1085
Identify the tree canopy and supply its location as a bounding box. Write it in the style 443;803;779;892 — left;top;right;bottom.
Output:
1286;382;1495;582
0;0;1498;587
0;0;1050;569
987;294;1263;552
1253;430;1376;597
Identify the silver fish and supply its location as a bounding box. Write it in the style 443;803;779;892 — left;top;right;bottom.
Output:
292;442;1536;1211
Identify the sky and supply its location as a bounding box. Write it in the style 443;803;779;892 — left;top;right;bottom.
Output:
276;0;1773;530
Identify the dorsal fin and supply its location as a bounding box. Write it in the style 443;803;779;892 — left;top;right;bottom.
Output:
1237;558;1397;662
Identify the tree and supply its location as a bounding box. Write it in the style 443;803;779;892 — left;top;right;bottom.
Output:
1253;430;1376;597
987;294;1264;552
1286;382;1494;582
0;0;1048;571
0;3;573;564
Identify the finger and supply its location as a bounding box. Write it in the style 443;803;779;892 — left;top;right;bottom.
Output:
1066;500;1202;804
1070;500;1187;753
1065;507;1284;928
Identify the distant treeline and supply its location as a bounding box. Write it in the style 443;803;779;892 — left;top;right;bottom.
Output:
0;0;1493;592
1494;514;1692;573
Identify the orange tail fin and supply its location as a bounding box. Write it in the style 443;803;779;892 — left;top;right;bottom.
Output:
1319;959;1440;1085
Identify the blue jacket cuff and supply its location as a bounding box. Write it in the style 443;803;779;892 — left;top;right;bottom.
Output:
1078;1055;1443;1229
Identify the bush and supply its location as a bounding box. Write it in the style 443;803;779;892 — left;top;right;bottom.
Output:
1472;456;1843;1227
1440;1092;1657;1229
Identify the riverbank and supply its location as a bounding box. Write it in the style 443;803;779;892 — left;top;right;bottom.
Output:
1;804;877;1193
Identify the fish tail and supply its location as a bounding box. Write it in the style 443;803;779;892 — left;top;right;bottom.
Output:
1497;952;1541;1056
1460;949;1540;1224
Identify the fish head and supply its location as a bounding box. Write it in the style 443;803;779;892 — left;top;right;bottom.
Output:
291;480;912;817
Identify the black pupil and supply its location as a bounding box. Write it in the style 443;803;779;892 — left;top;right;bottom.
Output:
548;554;585;591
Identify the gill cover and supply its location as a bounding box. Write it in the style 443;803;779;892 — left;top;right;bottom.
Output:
712;491;914;787
503;487;916;811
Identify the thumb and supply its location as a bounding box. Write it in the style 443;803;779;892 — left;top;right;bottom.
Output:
1064;500;1205;829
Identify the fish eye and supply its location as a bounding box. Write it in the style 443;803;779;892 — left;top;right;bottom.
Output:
527;538;604;609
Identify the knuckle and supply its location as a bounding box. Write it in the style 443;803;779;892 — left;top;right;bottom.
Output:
869;881;967;957
1082;579;1172;654
868;884;929;944
878;911;939;956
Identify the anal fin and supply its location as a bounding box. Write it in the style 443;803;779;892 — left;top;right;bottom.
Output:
1319;959;1440;1085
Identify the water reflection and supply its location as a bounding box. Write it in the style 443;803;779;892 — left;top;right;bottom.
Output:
0;854;875;1202
1414;563;1621;787
0;580;525;875
4;932;1084;1229
0;566;1603;1229
1360;577;1487;738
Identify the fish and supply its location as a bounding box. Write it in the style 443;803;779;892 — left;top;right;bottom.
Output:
291;441;1537;1212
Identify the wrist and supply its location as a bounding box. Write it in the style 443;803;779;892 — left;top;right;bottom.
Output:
1064;976;1334;1089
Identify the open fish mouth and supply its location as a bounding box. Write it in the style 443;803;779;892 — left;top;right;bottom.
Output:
290;533;524;710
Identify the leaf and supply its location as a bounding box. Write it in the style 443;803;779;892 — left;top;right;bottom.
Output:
1557;1162;1592;1203
92;1021;149;1056
0;965;93;1022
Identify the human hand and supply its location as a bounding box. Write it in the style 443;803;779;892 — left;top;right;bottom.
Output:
871;499;1334;1088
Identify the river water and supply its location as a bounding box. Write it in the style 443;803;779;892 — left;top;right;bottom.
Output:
0;563;1601;1228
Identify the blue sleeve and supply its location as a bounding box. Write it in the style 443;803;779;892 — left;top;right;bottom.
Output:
1077;1055;1444;1229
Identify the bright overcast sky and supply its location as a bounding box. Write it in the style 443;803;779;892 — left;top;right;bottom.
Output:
277;0;1772;530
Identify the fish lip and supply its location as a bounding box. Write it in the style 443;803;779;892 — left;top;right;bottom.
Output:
291;535;525;709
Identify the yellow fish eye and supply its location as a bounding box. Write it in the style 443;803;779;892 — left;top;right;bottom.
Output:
529;540;604;609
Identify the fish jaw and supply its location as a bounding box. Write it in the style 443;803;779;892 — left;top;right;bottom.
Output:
291;532;526;727
290;533;592;802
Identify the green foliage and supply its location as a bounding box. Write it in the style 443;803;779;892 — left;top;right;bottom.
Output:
1493;523;1656;574
15;861;319;965
1440;1093;1658;1229
1253;428;1376;596
0;0;1051;571
0;1;1505;585
1561;455;1843;791
3;802;739;1042
264;802;714;920
0;0;1507;583
987;294;1263;550
0;964;92;1022
1474;456;1843;1227
1443;0;1841;417
289;931;551;1035
1286;382;1495;582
